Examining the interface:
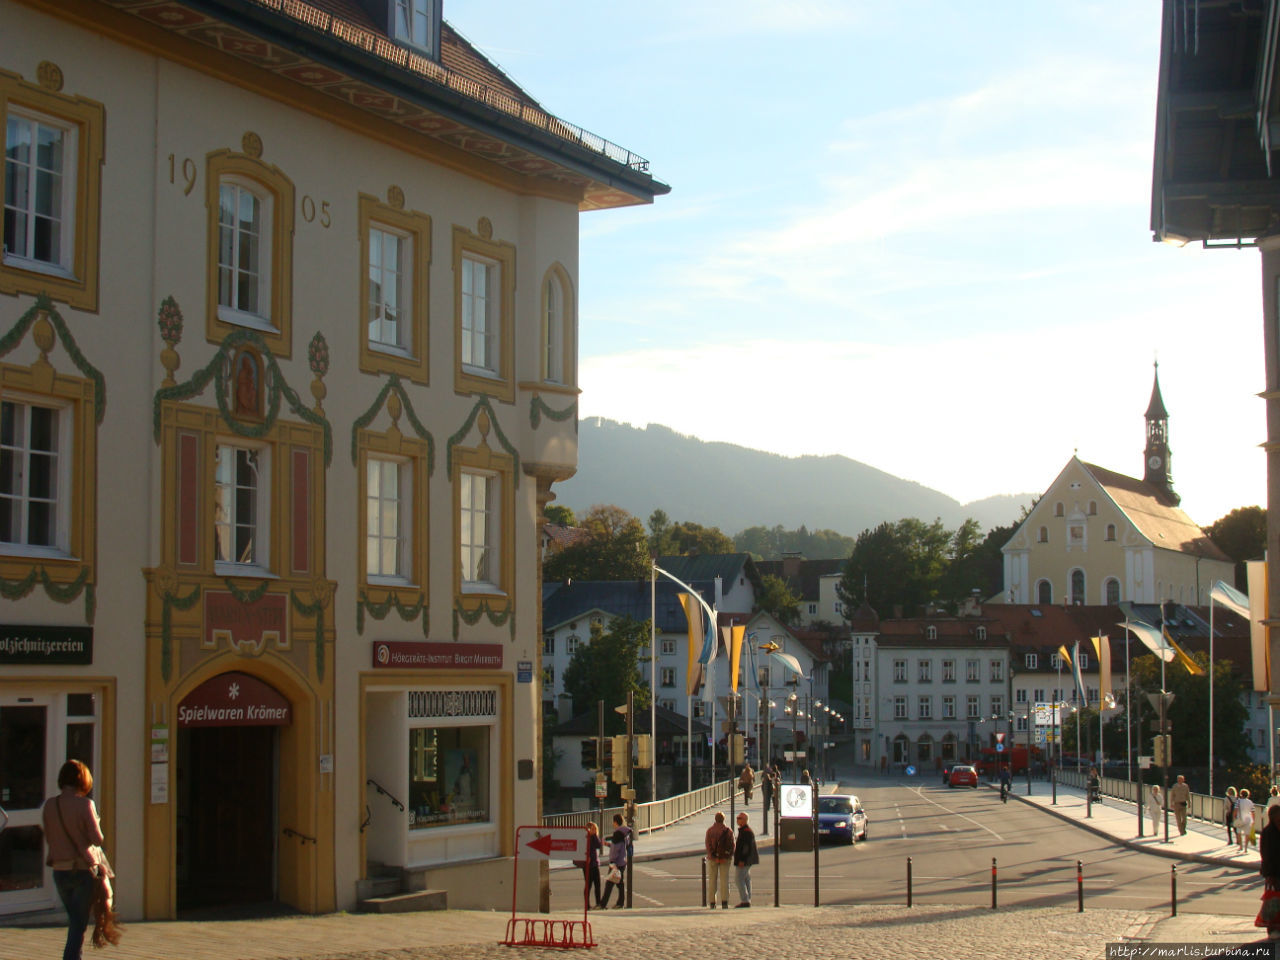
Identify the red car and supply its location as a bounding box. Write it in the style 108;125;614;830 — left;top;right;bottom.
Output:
948;764;979;788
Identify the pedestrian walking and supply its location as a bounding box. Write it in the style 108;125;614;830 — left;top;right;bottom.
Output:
1225;786;1239;846
761;765;775;835
704;811;734;909
601;814;630;908
999;766;1011;803
1169;774;1191;836
733;811;759;908
1257;805;1280;937
1265;786;1280;839
1147;784;1163;836
43;759;121;960
739;763;755;804
1238;788;1257;853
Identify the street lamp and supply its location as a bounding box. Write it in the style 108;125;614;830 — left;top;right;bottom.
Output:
784;692;799;779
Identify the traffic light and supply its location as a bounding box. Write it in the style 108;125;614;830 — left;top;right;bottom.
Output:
1153;734;1170;766
635;734;652;769
580;737;598;769
611;735;629;783
601;735;614;774
729;733;745;765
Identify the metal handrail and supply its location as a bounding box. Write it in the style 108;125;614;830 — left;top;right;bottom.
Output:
1056;769;1229;825
541;779;733;833
366;777;405;812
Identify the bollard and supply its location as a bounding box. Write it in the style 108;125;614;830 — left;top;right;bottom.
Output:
1077;860;1083;913
1171;864;1177;917
907;857;913;908
991;857;997;910
701;857;707;908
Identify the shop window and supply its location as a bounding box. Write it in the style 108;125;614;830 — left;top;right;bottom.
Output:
453;224;515;402
359;193;430;383
205;149;294;355
1;70;104;311
407;725;489;830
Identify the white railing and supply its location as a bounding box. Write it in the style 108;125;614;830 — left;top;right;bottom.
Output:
542;780;733;835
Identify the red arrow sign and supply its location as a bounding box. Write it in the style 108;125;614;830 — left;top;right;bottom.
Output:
518;826;586;860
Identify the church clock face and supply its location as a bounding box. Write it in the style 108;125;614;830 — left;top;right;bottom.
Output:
1148;455;1162;469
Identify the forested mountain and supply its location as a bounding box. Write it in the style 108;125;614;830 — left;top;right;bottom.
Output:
555;418;1031;544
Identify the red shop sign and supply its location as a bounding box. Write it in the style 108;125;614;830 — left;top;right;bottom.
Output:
178;671;291;727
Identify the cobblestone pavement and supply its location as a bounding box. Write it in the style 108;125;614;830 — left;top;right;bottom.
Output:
0;904;1265;960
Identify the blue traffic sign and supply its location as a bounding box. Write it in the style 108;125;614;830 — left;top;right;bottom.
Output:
996;743;1005;752
905;765;916;776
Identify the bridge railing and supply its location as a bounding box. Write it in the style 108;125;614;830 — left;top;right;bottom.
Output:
1055;768;1227;825
541;780;734;835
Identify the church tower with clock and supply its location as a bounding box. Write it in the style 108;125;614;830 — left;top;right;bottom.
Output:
1143;361;1179;505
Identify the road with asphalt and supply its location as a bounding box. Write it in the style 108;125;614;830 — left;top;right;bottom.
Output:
551;776;1260;916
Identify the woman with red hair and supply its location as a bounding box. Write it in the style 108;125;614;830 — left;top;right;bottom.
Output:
42;759;114;959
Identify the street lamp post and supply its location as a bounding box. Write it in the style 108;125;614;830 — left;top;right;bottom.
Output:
785;692;799;780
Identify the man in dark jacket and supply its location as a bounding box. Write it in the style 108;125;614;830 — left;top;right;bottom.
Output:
733;811;760;907
1259;804;1280;937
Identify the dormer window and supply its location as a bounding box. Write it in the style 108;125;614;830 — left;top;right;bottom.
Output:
393;0;442;57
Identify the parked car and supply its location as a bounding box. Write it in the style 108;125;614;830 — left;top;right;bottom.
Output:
948;764;979;788
817;794;868;843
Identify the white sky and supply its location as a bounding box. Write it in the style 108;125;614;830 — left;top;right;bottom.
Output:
447;1;1266;527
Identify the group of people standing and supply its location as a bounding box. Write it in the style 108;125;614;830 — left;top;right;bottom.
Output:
703;810;760;908
580;814;633;909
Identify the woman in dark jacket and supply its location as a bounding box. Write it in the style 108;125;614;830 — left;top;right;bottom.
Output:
583;821;603;908
1258;804;1280;937
732;811;760;907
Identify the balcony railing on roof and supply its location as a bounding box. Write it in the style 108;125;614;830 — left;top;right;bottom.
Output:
249;0;652;173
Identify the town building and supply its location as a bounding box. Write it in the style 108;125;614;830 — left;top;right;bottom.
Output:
0;0;664;921
1001;366;1233;607
1148;0;1280;744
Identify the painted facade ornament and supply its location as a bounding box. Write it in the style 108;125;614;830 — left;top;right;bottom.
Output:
241;130;264;158
446;395;519;482
387;184;405;210
36;60;63;92
349;373;435;471
477;216;492;240
307;331;329;413
157;295;184;386
530;394;577;430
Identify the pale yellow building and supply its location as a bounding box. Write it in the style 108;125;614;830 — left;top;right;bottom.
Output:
0;0;664;922
1001;367;1233;607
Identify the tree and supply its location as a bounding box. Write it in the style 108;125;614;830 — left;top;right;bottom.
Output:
662;520;735;557
836;518;951;618
648;509;672;555
1205;506;1267;590
561;615;652;725
756;574;801;625
544;504;650;581
544;504;576;527
733;524;855;560
937;518;984;607
1127;651;1250;770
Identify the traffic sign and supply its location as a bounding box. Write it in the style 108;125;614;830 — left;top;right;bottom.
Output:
905;765;916;776
517;826;586;861
779;783;813;819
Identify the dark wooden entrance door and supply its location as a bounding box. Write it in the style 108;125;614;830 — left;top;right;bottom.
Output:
177;725;276;909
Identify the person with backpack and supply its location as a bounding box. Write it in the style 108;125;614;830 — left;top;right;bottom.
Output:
704;811;734;909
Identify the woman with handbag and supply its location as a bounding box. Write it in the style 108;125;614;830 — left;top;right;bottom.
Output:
42;759;119;959
1256;804;1280;937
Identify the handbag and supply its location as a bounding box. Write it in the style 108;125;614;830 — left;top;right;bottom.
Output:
1256;886;1280;927
606;865;621;884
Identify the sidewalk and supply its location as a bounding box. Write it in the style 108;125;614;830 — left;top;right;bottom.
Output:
996;775;1261;871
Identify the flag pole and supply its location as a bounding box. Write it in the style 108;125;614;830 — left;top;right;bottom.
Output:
650;562;657;803
1209;594;1215;800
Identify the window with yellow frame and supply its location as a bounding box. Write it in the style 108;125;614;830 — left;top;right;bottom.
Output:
452;224;515;403
0;68;104;313
359;193;431;384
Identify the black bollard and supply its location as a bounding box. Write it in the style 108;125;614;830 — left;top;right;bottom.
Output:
907;857;913;908
701;857;706;907
991;857;997;910
1171;864;1177;917
1077;860;1083;913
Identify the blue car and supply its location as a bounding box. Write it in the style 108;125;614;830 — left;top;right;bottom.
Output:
817;794;867;844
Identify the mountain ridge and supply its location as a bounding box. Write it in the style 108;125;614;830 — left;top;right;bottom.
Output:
555;418;1033;538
